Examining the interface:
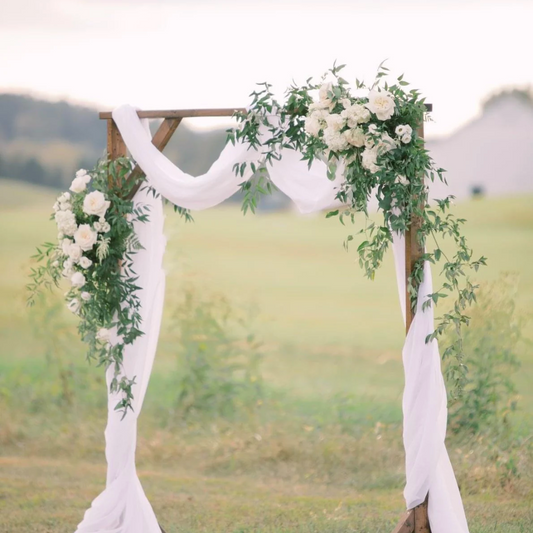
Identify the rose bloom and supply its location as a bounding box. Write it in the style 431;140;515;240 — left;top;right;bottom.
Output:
395;124;413;137
343;127;366;148
74;224;98;251
81;291;91;301
96;328;112;342
401;133;412;144
71;271;86;288
365;89;396;121
67;243;83;263
70;176;87;193
83;191;110;218
304;116;321;137
79;256;92;269
325;113;345;132
76;169;91;184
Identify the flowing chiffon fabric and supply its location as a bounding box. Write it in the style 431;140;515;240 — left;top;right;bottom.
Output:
75;104;468;533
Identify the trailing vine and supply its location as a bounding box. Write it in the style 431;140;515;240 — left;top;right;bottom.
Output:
228;62;486;394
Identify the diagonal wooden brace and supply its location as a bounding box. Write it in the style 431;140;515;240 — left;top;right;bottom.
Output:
124;117;182;200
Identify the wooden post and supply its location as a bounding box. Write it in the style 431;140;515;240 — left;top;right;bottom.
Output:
391;115;431;533
106;119;127;161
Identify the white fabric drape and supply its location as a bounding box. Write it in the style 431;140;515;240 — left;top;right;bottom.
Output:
76;103;468;533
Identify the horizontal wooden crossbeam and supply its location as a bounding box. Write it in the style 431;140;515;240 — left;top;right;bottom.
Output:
99;108;245;120
99;103;432;121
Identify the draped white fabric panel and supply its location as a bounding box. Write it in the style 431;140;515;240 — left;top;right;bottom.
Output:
76;103;468;533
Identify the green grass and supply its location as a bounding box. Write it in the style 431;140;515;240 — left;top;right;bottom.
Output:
0;178;532;531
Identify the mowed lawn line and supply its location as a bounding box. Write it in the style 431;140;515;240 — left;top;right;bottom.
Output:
0;456;531;533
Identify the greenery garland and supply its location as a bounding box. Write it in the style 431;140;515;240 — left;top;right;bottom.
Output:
28;158;151;415
228;62;486;393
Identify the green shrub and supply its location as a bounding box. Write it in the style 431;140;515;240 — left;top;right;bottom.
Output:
446;273;525;437
170;287;263;419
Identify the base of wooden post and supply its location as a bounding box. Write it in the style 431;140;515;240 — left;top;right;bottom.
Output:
391;495;430;533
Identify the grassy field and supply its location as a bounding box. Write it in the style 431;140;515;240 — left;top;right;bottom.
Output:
0;179;532;532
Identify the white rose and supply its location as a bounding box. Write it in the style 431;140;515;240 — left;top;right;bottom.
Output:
319;82;332;102
401;133;412;144
305;116;322;137
53;202;60;212
100;221;111;233
60;201;72;211
79;256;92;269
395;175;409;185
96;328;112;343
59;192;71;203
55;210;77;236
93;221;102;232
395;124;412;137
67;299;81;314
341;98;352;109
76;169;91;184
365;89;396;121
69;176;87;194
323;127;349;152
74;224;98;252
81;291;91;301
325;113;345;132
67;243;83;263
71;271;86;288
83;191;110;218
343;127;366;148
361;147;380;174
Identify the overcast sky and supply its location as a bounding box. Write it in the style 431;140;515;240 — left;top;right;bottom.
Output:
1;0;532;136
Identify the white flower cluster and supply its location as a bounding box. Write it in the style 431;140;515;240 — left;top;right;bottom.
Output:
304;83;415;176
52;169;112;314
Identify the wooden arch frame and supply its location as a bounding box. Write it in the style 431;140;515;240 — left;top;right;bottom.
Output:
99;105;434;533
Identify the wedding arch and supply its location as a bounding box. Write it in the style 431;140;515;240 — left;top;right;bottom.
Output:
29;68;484;533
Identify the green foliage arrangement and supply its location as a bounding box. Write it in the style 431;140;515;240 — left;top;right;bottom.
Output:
228;62;486;392
27;158;151;415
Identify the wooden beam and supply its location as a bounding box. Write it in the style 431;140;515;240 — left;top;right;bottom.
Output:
99;104;433;121
99;108;244;120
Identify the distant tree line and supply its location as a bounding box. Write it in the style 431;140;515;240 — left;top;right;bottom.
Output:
0;153;62;188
